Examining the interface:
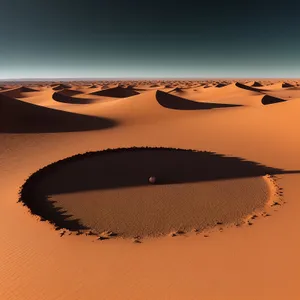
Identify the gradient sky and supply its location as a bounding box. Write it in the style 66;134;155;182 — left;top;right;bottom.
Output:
1;0;300;79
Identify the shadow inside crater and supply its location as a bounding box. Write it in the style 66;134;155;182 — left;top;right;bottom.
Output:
19;147;299;231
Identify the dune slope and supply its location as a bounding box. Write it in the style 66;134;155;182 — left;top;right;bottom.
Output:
0;93;116;133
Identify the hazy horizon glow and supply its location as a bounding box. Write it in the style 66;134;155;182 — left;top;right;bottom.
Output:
1;0;300;79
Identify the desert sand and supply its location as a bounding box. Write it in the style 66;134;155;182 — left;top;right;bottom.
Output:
1;79;300;299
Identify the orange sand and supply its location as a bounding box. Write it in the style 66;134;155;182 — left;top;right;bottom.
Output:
0;79;300;300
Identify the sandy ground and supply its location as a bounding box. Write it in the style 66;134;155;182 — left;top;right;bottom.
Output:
1;79;300;299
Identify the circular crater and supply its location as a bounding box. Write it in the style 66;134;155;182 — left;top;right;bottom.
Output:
19;147;283;238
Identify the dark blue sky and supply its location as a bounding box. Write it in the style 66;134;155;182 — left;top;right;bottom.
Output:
1;0;300;79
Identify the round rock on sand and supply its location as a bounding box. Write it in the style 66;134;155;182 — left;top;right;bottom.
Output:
149;176;156;184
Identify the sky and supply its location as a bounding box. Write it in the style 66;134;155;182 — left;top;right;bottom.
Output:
1;0;300;79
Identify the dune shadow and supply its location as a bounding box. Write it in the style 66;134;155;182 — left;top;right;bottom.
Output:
52;91;97;104
89;84;99;89
235;82;267;93
156;90;241;110
55;89;82;97
252;81;264;87
282;82;295;88
169;87;185;93
0;93;117;133
91;86;140;98
261;95;286;105
215;82;229;88
19;147;299;231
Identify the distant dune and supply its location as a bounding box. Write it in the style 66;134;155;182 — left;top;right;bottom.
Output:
52;83;72;91
282;82;295;88
215;83;227;88
252;81;264;87
89;84;99;89
91;86;140;98
1;86;39;98
52;90;99;104
235;82;266;93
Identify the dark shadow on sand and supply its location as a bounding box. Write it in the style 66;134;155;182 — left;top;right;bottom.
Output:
215;83;228;88
235;82;267;93
252;81;264;87
282;82;295;88
0;93;117;133
156;90;241;110
169;87;185;93
52;84;72;91
261;95;286;105
19;147;299;231
52;91;97;104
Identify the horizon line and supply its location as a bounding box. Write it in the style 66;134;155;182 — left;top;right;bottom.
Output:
1;76;300;82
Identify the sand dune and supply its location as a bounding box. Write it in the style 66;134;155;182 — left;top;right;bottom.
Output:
282;82;295;88
52;90;99;104
235;82;266;93
150;83;160;88
164;83;269;107
264;87;300;99
89;84;99;89
214;82;229;88
56;89;82;96
156;90;241;110
52;83;72;90
169;87;185;93
1;86;39;98
252;81;264;87
91;86;140;98
0;93;116;133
